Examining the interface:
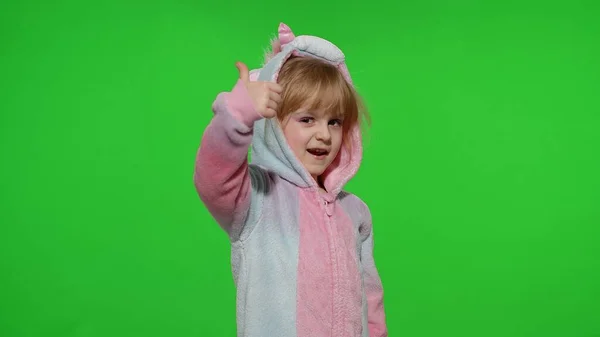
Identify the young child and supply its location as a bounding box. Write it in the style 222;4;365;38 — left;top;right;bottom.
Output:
194;23;387;337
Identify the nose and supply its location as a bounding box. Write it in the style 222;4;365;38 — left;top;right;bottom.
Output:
315;123;331;142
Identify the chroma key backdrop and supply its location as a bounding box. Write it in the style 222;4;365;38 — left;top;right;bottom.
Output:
1;1;599;337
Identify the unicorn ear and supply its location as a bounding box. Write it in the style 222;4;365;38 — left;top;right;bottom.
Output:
278;22;295;46
263;23;295;65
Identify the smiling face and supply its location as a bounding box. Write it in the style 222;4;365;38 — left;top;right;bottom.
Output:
281;109;344;182
275;57;365;187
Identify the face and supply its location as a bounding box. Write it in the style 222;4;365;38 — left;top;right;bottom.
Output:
281;108;344;183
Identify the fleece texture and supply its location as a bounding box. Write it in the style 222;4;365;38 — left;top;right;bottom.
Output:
194;23;387;337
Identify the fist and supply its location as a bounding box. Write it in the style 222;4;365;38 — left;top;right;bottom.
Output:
235;61;283;119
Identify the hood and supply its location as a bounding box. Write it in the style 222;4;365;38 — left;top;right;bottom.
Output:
249;23;363;198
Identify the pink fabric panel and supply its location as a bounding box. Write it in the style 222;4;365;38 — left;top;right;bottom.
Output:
193;80;262;234
296;189;363;336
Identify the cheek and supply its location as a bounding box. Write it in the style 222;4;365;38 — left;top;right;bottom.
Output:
283;126;307;151
332;130;343;148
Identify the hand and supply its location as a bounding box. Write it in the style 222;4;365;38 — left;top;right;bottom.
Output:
235;61;283;119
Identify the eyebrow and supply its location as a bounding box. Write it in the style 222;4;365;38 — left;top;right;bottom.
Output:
295;111;345;120
292;111;317;118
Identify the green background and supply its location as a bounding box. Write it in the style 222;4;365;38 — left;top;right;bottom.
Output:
1;0;599;336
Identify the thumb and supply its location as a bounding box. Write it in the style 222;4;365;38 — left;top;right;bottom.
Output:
235;61;250;83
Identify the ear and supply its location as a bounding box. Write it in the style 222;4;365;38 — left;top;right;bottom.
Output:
278;22;295;46
263;22;296;65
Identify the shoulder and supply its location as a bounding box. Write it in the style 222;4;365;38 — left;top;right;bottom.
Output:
338;190;373;237
339;190;371;216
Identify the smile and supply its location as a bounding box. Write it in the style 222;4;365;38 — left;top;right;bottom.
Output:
307;148;329;159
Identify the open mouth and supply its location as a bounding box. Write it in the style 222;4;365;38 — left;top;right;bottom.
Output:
307;148;329;158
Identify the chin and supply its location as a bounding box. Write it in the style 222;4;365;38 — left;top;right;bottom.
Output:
307;167;327;179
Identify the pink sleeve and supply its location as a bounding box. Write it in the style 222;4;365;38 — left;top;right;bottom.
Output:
193;79;263;237
362;209;388;336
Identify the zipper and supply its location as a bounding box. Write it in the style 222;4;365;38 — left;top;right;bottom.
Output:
320;193;341;335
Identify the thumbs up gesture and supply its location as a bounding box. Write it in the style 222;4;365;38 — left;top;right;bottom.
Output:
236;61;283;119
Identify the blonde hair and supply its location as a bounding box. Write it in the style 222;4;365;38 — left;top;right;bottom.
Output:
276;57;370;147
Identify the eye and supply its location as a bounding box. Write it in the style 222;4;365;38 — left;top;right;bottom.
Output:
329;119;343;127
299;117;314;124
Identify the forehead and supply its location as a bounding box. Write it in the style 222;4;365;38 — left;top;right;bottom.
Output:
282;74;351;120
302;94;346;117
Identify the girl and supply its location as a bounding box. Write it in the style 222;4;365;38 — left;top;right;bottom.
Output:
194;23;387;337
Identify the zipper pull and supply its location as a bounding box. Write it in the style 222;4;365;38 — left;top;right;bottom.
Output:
323;199;334;217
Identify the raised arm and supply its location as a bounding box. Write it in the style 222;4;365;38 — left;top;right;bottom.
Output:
193;62;281;238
